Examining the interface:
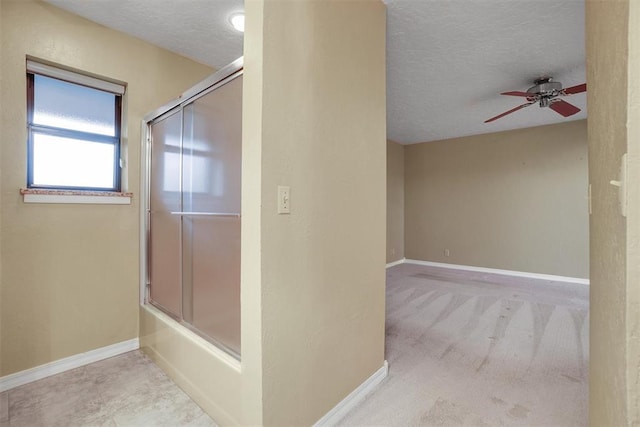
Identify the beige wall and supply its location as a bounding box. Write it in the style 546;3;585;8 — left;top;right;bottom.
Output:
0;0;213;376
626;1;640;422
387;140;405;263
587;0;640;424
239;1;264;423
253;0;387;424
0;1;4;372
404;121;589;279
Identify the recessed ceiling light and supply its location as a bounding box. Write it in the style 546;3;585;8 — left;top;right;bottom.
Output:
230;13;245;32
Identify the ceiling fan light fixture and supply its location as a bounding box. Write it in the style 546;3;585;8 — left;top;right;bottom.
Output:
229;13;245;32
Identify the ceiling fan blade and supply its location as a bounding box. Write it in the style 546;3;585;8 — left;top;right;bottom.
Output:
501;91;533;97
484;102;535;123
549;99;581;117
562;83;587;95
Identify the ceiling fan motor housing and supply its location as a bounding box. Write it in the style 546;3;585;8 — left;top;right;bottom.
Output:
526;79;563;108
527;80;562;95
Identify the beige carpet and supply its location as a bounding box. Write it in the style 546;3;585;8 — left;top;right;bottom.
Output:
339;263;588;426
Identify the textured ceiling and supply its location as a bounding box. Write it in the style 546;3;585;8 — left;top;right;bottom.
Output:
45;0;244;68
45;0;586;144
386;0;586;144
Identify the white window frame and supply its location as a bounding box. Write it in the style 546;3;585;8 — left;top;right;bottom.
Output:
25;60;128;196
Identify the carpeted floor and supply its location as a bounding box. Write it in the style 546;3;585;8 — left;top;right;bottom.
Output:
339;263;589;426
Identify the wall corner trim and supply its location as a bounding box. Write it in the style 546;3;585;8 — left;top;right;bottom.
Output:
313;360;389;427
0;338;140;392
385;258;406;269
403;259;590;285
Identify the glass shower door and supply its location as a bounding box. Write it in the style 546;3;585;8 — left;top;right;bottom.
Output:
181;76;242;356
147;70;242;358
149;110;183;318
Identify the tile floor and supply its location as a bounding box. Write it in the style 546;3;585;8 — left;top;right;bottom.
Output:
1;351;216;427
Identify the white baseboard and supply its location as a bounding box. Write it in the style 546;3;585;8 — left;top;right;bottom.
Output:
403;259;590;285
0;338;139;392
386;258;406;268
313;360;388;427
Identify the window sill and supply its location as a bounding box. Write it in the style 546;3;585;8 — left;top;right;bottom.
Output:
20;189;133;205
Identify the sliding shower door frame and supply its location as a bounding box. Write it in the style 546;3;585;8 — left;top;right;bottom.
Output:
140;57;244;360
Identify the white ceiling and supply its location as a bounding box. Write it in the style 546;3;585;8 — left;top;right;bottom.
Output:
45;0;586;145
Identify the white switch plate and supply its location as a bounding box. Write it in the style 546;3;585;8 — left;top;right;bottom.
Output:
278;185;290;214
609;153;627;217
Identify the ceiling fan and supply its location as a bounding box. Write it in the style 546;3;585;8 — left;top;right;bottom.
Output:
485;77;587;123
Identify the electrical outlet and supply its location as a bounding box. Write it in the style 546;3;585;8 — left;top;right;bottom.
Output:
444;249;450;257
391;248;396;256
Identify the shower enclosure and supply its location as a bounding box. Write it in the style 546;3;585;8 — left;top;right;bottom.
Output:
143;59;242;359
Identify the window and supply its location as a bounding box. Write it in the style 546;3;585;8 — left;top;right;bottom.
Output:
26;60;125;191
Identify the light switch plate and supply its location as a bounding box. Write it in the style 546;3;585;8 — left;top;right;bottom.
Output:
609;154;627;217
278;185;290;214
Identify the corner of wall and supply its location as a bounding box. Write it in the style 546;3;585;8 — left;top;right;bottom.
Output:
387;140;405;263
